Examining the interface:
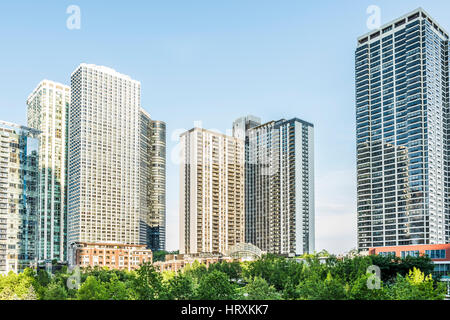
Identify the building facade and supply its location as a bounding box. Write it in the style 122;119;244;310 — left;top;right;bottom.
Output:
148;119;166;251
0;121;39;274
139;109;166;252
27;80;70;264
232;115;261;141
244;118;315;256
72;242;152;271
369;243;450;278
232;115;261;245
155;243;262;273
154;253;245;273
179;128;245;255
356;8;450;249
68;64;142;265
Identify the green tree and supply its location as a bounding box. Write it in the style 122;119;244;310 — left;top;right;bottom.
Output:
387;268;446;300
296;272;347;300
328;256;372;284
153;250;180;262
105;274;133;300
76;276;108;300
243;277;281;300
369;255;434;284
0;269;38;300
346;273;387;300
209;261;242;281
167;272;196;300
37;269;51;287
244;254;305;291
42;281;69;300
197;270;236;300
183;260;208;286
134;262;167;300
317;249;331;257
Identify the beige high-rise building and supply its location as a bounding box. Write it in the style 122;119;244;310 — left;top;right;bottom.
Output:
179;128;245;255
67;64;166;269
68;64;141;264
27;80;70;264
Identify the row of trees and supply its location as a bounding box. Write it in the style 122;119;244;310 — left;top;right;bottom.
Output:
0;254;446;300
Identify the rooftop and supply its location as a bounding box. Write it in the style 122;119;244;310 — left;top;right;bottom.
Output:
71;63;141;85
357;7;449;46
0;120;41;136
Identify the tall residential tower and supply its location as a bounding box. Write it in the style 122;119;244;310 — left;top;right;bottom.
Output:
232;116;261;245
67;64;166;267
27;80;70;264
0;121;39;274
68;64;142;262
179;128;245;255
243;118;315;256
356;8;450;249
139;109;166;252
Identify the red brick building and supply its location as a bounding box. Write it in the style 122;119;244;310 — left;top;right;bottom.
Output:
71;242;153;271
368;244;450;277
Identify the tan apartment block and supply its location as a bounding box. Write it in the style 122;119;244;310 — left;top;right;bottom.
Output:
179;128;245;255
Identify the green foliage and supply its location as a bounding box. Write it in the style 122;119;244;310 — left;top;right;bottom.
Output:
0;252;445;300
42;280;69;300
166;272;196;300
134;262;167;300
369;255;434;284
345;273;387;300
386;268;446;300
197;270;236;300
243;277;282;300
208;261;242;281
75;273;134;300
328;256;372;283
37;270;51;287
243;254;305;292
153;250;179;262
296;271;348;300
0;268;38;300
77;276;108;300
183;260;208;286
104;274;134;300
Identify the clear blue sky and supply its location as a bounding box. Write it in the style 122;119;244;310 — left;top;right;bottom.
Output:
1;0;449;253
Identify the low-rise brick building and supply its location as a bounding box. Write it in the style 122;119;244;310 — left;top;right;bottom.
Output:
368;244;450;278
153;253;241;273
71;242;152;271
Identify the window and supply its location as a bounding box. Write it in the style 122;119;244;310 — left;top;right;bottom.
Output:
379;251;396;257
401;250;420;258
425;249;446;259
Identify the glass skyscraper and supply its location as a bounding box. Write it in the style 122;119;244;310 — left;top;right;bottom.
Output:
356;8;450;249
27;80;70;264
0;121;39;274
236;118;315;256
139;109;166;252
232;115;262;244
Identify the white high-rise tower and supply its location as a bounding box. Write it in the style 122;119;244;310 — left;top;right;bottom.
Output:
68;64;141;259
